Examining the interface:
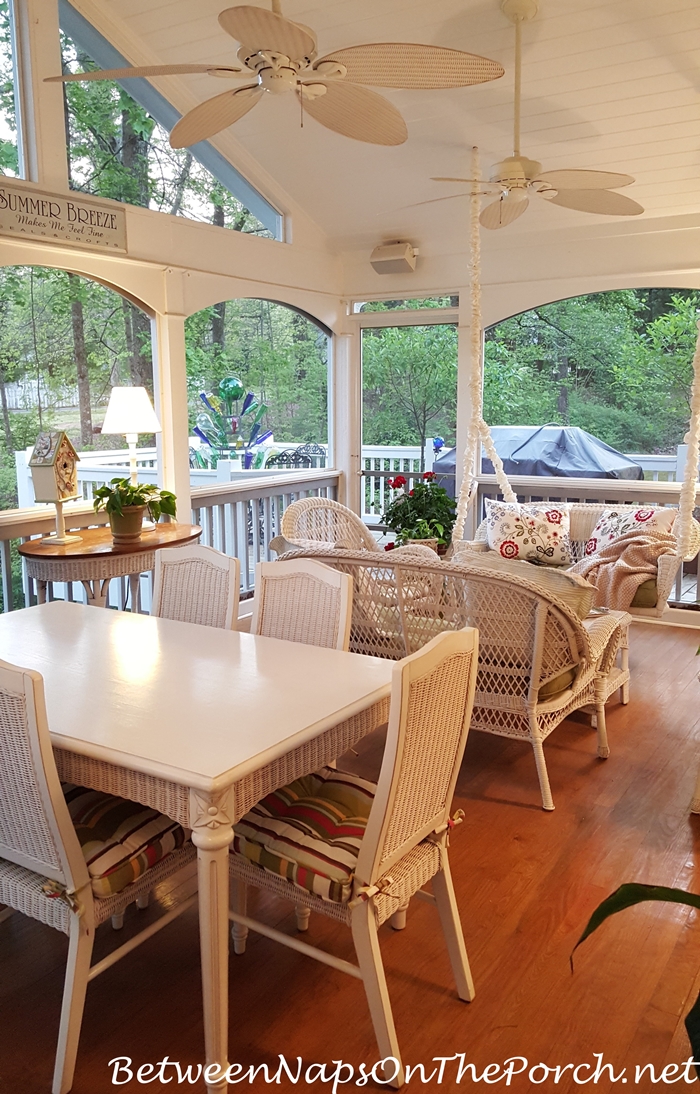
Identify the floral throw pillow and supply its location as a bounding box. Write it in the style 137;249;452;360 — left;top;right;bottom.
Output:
484;499;572;566
584;506;676;556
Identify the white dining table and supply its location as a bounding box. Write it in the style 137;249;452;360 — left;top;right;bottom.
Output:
0;600;393;1093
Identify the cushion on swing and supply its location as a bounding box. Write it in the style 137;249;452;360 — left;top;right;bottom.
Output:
630;579;658;608
457;548;594;619
484;498;572;566
584;507;676;556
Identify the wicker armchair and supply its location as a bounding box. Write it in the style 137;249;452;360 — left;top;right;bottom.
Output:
278;546;630;811
152;543;240;629
229;629;479;1087
0;659;196;1094
270;497;382;555
466;502;700;616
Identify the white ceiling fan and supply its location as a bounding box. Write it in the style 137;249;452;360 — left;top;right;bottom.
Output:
47;1;505;149
429;0;644;229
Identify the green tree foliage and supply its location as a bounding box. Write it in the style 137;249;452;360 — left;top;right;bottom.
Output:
60;34;270;235
362;324;457;466
484;289;700;453
185;299;329;445
0;1;19;176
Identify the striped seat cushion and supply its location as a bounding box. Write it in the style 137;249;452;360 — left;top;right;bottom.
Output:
62;784;187;900
232;766;376;904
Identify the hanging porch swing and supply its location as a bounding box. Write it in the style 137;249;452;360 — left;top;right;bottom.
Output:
451;148;700;618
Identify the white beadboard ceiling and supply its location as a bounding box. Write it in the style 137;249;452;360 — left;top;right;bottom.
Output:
78;0;700;252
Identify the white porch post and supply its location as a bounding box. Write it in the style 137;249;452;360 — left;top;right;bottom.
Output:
152;301;191;517
331;325;362;513
456;289;478;538
13;0;69;189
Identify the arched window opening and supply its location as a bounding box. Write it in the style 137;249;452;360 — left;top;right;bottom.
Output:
0;265;153;510
185;298;329;470
484;289;700;468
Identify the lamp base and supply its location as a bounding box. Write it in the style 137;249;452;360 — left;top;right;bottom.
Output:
41;533;81;546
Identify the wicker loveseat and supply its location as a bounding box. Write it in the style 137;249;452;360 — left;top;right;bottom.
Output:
467;501;700;617
278;546;630;811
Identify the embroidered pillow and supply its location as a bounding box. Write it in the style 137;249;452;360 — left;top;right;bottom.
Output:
584;507;676;557
484;499;572;566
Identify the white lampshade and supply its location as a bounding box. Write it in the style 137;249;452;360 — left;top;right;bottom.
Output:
101;387;161;436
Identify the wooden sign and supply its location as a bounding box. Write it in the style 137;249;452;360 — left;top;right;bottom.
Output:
0;180;127;252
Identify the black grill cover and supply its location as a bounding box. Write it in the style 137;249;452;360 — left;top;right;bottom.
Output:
433;425;643;497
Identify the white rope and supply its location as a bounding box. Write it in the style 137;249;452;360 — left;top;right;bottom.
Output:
675;317;700;558
452;148;516;544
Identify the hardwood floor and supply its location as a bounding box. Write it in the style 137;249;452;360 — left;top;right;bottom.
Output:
3;622;700;1092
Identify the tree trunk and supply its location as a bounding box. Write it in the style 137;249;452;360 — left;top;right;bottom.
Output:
68;274;93;446
208;204;227;354
557;356;569;422
0;371;13;452
169;152;193;216
122;298;153;389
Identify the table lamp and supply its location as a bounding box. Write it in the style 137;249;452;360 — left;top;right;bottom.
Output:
101;386;161;487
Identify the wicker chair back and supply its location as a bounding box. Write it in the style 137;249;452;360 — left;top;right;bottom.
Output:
358;630;478;884
251;558;353;650
280;497;382;552
0;661;87;891
152;544;240;629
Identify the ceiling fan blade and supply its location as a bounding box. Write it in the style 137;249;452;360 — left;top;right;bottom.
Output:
546;189;644;216
397;191;495;210
480;195;529;230
314;43;503;88
169;84;262;148
300;82;407;145
431;176;483;184
536;168;635;191
219;6;315;57
45;64;245;83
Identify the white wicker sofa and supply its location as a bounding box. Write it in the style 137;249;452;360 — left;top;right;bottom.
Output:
467;501;700;617
277;546;630;811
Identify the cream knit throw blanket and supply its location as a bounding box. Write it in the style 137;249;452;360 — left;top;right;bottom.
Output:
570;530;677;610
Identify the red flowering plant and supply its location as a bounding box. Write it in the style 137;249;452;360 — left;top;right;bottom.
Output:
381;471;456;546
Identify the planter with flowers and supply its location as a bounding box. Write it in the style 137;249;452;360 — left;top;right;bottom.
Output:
381;472;456;554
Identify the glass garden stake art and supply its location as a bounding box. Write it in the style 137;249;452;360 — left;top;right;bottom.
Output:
194;377;273;469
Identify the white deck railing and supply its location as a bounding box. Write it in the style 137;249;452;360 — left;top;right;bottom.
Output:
0;469;340;613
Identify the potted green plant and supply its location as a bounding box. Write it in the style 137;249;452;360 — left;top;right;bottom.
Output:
93;478;177;544
381;472;456;553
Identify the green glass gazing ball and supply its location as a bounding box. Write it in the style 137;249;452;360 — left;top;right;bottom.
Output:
218;376;245;402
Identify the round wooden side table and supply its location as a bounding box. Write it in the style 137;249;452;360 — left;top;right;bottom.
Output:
18;522;202;610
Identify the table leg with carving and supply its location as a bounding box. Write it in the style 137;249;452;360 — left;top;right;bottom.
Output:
190;788;234;1094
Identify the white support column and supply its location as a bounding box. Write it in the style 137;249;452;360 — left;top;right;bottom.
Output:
14;0;69;189
331;326;362;512
152;302;191;518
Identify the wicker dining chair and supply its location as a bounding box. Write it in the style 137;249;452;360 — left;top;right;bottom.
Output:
228;628;479;1088
152;543;240;629
0;659;197;1094
251;558;353;651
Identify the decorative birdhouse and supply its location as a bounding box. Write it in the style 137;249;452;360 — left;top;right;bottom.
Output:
29;432;80;503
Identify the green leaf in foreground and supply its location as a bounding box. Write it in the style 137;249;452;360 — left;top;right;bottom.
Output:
572;883;700;1068
573;883;700;967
